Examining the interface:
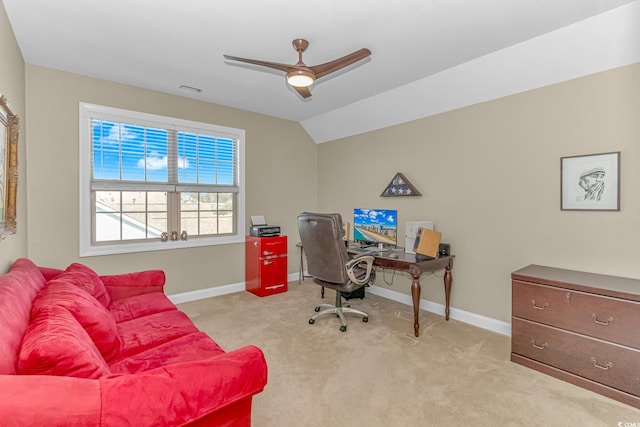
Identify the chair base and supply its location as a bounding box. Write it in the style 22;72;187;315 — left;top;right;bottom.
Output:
308;291;368;332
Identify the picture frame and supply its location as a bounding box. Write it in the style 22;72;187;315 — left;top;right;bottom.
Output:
560;151;620;211
1;94;19;240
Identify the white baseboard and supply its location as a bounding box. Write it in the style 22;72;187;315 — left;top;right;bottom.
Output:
367;285;511;336
168;272;300;305
169;273;511;337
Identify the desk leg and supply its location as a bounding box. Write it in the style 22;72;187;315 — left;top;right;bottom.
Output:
443;264;452;321
409;265;422;337
298;245;304;284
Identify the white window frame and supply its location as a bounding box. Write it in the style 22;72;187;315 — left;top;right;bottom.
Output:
79;103;245;257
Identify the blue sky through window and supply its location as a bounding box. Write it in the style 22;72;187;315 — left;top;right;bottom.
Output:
92;120;235;185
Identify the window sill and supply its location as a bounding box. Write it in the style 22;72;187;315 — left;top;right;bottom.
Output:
79;234;245;257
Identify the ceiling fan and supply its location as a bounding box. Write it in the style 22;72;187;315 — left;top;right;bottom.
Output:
223;39;371;98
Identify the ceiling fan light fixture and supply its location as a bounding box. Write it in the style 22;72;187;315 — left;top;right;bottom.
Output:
286;70;314;88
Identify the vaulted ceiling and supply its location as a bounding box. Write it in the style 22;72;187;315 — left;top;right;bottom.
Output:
3;0;639;142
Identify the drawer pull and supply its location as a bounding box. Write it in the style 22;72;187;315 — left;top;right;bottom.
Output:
590;357;613;371
531;300;549;310
530;339;548;350
591;314;614;326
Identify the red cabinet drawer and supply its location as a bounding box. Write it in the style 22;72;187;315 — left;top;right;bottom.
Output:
246;235;288;297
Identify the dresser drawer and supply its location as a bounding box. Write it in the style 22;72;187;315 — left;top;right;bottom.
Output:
512;317;640;396
513;280;640;349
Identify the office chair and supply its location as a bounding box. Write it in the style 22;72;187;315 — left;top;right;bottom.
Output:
297;212;375;332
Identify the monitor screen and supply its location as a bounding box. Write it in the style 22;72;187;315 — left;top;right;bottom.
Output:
353;208;397;246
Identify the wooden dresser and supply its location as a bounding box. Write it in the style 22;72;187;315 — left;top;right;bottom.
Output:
511;264;640;408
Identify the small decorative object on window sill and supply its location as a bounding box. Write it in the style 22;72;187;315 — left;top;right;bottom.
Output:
380;172;421;197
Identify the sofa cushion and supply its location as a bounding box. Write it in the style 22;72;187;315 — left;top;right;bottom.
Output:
32;281;121;361
18;305;111;379
0;259;48;375
101;269;166;301
115;310;200;359
59;263;111;307
109;332;225;374
109;292;177;323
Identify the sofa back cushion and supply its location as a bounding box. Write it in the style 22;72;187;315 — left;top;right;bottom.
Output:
59;263;111;307
0;259;48;375
32;281;122;361
18;305;111;379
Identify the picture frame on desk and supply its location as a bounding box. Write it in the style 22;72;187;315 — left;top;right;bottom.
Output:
560;151;620;211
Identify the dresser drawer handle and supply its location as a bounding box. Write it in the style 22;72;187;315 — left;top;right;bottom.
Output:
531;300;549;310
590;357;613;371
530;339;548;350
591;314;614;326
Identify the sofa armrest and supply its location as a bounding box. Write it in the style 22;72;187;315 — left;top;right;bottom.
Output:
0;375;101;426
100;270;166;301
100;345;268;426
38;266;64;281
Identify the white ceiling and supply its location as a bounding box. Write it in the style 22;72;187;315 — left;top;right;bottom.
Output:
3;0;639;143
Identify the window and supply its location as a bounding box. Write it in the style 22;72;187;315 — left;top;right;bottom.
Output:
79;103;245;256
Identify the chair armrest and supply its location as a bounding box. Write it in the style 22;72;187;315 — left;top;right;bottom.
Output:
346;255;374;285
100;270;166;301
100;345;268;426
0;375;101;426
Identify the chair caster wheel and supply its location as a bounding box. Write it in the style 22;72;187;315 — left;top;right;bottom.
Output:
362;317;368;323
309;319;315;324
314;307;321;312
340;325;347;332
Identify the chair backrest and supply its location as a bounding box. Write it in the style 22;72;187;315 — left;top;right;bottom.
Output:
298;212;350;285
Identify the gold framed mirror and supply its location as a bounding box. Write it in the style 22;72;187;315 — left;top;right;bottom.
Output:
1;94;19;240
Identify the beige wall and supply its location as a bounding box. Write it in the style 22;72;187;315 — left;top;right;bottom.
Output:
318;63;640;323
0;5;27;271
6;0;639;324
24;65;317;294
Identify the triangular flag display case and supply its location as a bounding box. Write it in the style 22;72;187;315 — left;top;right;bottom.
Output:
380;172;422;197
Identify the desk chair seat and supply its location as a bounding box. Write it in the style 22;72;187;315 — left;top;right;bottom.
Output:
298;212;375;332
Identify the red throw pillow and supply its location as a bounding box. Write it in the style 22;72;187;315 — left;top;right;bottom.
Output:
59;263;111;307
32;281;121;361
18;305;111;379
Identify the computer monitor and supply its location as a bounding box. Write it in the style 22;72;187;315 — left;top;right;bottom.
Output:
353;208;397;247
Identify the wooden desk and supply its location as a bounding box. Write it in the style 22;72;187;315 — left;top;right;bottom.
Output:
350;249;455;337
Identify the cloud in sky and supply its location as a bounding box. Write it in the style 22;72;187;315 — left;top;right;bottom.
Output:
137;154;190;170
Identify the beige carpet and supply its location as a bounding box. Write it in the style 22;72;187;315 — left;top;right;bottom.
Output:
179;280;640;427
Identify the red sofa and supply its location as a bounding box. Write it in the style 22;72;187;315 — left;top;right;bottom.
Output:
0;258;268;426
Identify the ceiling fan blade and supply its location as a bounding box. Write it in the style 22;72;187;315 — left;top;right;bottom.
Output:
223;55;294;73
309;48;371;79
294;86;312;98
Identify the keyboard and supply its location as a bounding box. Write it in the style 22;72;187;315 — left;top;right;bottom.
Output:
348;247;379;255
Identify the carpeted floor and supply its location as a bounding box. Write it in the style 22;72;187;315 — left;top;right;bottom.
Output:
178;280;640;427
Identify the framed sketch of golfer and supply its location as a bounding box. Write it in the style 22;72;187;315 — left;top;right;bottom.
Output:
561;151;620;211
